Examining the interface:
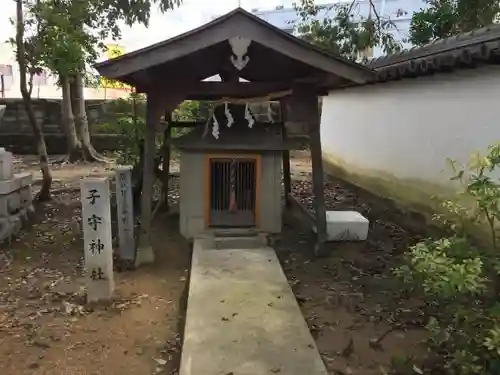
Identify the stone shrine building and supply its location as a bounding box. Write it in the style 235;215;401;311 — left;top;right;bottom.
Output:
174;102;290;238
95;8;374;254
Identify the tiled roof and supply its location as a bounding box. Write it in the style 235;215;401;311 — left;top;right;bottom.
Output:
366;23;500;82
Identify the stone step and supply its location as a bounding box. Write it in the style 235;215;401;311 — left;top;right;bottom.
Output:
195;235;268;250
212;228;261;237
180;241;328;375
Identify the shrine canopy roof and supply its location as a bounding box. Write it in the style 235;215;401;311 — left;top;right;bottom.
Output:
94;8;375;100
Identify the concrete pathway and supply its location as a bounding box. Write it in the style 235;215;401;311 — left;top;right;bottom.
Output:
179;237;328;375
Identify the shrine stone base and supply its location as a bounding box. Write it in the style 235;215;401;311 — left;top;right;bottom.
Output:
0;148;33;243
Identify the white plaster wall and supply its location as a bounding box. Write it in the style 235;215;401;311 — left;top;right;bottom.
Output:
320;65;500;187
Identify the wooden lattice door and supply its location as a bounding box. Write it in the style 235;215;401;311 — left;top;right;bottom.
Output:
206;155;260;227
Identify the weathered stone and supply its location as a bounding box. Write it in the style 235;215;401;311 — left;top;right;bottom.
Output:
7;192;20;214
80;177;114;303
180;240;329;375
20;186;32;208
0;148;13;181
317;211;369;241
115;166;135;261
15;172;33;188
0;177;20;195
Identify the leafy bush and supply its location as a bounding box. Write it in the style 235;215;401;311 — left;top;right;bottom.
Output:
395;144;500;375
93;95;209;164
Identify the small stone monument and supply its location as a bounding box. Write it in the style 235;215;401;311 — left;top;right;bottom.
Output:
115;166;135;261
81;177;114;303
314;211;370;241
0;148;33;243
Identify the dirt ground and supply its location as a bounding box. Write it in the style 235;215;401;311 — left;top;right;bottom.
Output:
280;151;437;375
0;152;438;375
1;156;189;375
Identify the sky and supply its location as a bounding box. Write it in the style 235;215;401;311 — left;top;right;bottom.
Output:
0;0;299;56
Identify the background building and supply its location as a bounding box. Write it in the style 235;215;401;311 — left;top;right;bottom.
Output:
251;0;426;58
0;41;131;100
0;0;427;99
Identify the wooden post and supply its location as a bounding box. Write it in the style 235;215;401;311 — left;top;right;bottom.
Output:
284;87;327;255
161;111;172;211
136;90;185;267
136;94;162;267
279;102;292;208
307;95;327;256
310;122;327;255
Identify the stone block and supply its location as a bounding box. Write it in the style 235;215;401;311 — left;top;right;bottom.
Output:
322;211;369;241
20;186;32;207
80;177;114;303
10;214;22;236
7;192;21;214
114;166;135;261
0;217;13;243
0;196;8;217
0;148;13;181
0;178;20;195
15;172;33;188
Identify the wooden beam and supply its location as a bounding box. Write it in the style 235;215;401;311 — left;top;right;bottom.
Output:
279;101;292;208
161;111;172;211
137;81;293;98
94;11;373;84
165;121;205;128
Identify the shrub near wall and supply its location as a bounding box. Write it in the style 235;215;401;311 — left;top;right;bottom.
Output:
395;144;500;375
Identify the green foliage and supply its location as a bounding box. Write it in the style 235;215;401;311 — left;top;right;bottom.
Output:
95;95;207;164
395;144;500;374
410;0;500;46
293;0;403;61
173;100;212;121
15;0;183;84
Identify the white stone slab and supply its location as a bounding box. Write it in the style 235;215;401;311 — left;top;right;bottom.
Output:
0;149;13;181
180;242;329;375
81;177;114;303
115;166;135;261
325;211;369;241
0;177;21;195
15;172;33;188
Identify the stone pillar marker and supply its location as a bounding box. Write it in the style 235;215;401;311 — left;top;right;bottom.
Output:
115;166;135;261
81;177;114;303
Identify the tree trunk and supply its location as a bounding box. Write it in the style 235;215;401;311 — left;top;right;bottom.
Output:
72;72;106;162
16;0;52;201
60;74;82;162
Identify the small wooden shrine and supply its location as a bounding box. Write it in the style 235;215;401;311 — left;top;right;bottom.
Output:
95;8;374;263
